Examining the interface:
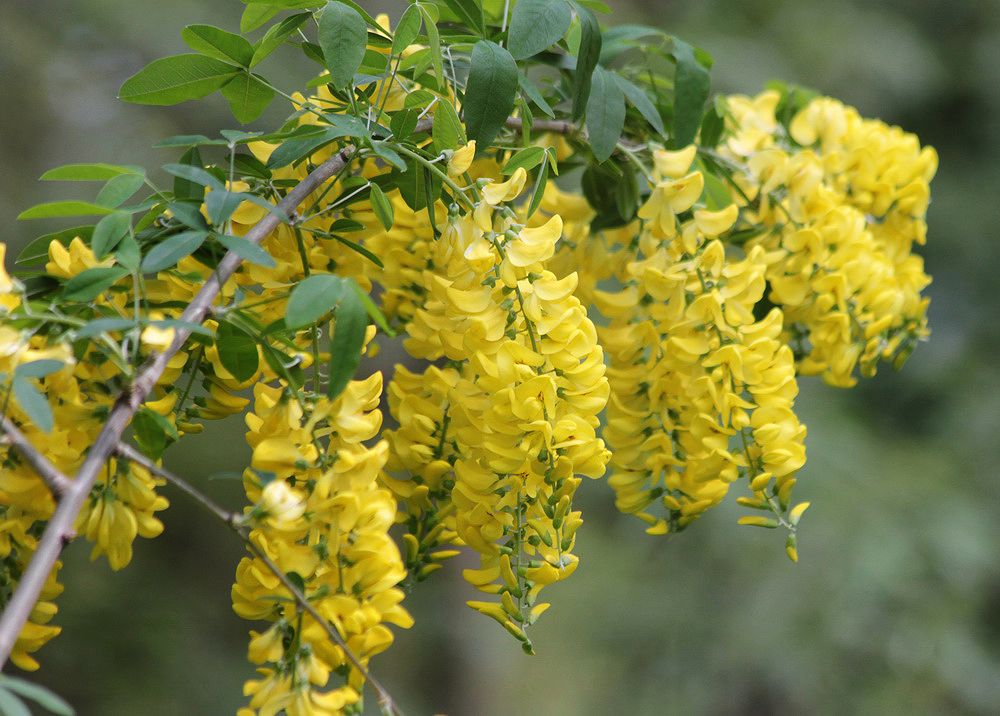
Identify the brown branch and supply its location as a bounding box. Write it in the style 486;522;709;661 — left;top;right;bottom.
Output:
114;443;402;715
0;416;72;496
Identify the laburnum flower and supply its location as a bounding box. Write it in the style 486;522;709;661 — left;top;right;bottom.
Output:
721;91;935;385
448;141;477;176
383;167;610;650
75;459;168;571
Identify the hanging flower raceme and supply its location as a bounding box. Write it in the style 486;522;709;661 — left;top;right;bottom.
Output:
378;168;610;651
721;91;936;386
596;146;807;542
233;361;411;713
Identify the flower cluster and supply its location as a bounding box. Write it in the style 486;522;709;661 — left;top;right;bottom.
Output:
721;91;936;386
1;244;171;670
584;146;808;540
378;167;611;651
235;375;410;715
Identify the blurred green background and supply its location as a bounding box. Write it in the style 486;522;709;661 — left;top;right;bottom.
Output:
2;0;998;713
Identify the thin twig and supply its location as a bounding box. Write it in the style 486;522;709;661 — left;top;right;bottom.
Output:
113;443;402;716
114;443;231;524
0;416;71;496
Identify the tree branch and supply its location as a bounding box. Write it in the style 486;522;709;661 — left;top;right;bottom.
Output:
0;416;72;496
113;443;403;716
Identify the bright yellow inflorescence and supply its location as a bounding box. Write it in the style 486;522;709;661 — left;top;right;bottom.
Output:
0;75;934;712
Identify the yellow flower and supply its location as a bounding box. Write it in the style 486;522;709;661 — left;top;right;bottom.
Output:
140;325;176;351
483;167;527;204
448;140;476;176
259;480;307;525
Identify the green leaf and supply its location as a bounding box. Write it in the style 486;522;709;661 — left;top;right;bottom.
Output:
286;274;345;329
615;161;639;220
91;212;132;259
526;152;549;218
133;407;179;459
392;157;439;212
154;135;226;148
518;73;555;118
265;116;368;168
216;323;260;382
700;103;725;148
571;4;602;121
417;5;445;87
241;0;322;9
18;201;115;220
389;108;419;141
182;24;255;66
0;688;32;716
216;233;277;268
75;318;137;339
432;101;466;152
250;13;311;67
12;376;53;433
700;161;733;210
349;278;393;335
173;147;205;201
95;173;146;208
392;4;422;55
141;231;209;273
119;54;240;105
40;163;143;182
162;163;225;191
62;266;129;301
115;236;142;272
205;191;244;226
317;1;367;88
369;184;394;231
241;4;279;32
464;41;518;151
221;72;276;123
167;202;210;231
0;676;74;716
502;146;546;175
14;360;64;379
670;38;710;147
508;0;572;60
370;141;406;171
327;281;367;400
439;0;485;36
586;66;625;162
613;73;665;136
313;230;383;267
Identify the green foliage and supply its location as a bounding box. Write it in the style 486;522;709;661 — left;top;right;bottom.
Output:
0;675;73;716
669;37;710;146
464;41;518;150
325;281;367;399
118;54;240;105
586;65;625;161
507;0;572;60
317;1;368;88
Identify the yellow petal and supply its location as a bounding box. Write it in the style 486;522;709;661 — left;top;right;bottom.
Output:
483;167;527;204
653;145;697;178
